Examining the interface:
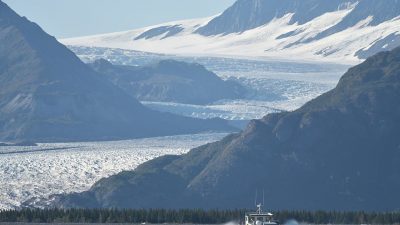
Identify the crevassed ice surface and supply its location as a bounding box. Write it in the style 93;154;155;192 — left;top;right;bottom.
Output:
70;46;349;120
0;133;228;209
0;47;350;210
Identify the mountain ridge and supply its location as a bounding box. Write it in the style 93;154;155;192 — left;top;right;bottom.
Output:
196;0;357;36
62;0;400;63
197;0;400;36
50;47;400;210
89;59;246;104
0;0;236;142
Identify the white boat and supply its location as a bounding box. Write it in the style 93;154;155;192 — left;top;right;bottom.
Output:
245;197;279;225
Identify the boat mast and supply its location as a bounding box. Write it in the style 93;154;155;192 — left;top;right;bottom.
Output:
255;189;265;214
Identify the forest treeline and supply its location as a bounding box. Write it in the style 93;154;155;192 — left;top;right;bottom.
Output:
0;208;399;224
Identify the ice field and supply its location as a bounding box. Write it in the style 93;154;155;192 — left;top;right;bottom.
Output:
0;47;351;209
71;46;350;120
0;133;228;209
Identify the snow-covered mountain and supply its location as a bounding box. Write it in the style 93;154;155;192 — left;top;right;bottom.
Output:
62;0;400;63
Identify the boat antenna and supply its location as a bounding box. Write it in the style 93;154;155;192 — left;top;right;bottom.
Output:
255;189;258;207
263;189;265;207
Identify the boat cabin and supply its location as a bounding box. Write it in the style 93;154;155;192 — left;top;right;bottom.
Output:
245;204;278;225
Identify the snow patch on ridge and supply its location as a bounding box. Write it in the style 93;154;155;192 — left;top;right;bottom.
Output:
60;3;400;63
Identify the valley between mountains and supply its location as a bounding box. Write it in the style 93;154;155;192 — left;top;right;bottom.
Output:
1;0;399;212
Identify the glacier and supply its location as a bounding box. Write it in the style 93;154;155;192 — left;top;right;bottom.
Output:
0;133;228;209
0;45;348;209
68;46;349;121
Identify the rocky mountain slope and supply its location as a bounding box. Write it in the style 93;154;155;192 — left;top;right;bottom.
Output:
0;1;235;142
89;59;246;104
62;0;400;63
52;47;400;210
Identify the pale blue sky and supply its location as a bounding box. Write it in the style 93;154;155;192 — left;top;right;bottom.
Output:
3;0;235;38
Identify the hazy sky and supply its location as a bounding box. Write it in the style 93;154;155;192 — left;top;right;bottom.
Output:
3;0;235;38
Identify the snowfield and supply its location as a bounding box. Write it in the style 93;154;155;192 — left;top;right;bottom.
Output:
61;4;400;64
0;133;228;209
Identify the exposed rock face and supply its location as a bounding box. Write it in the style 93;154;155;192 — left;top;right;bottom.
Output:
60;0;400;62
0;1;235;142
197;0;400;36
52;47;400;210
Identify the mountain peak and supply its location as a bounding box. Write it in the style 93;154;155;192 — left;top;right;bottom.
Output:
0;2;235;142
61;0;400;62
196;0;359;36
197;0;400;36
0;1;17;19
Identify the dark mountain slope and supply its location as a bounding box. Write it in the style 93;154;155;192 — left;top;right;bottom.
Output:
52;47;400;210
0;1;235;142
89;59;246;104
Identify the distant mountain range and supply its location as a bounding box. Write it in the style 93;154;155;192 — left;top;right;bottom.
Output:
89;59;246;104
62;0;400;63
0;1;235;142
52;47;400;211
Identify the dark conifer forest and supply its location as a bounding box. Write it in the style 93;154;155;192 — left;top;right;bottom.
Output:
1;209;399;224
